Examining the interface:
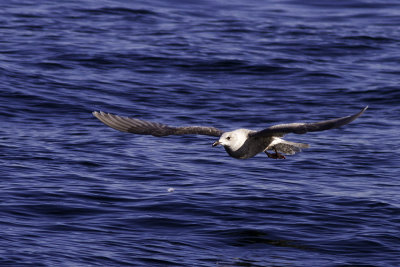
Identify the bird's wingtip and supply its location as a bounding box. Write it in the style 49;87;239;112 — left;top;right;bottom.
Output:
92;111;106;117
360;106;368;115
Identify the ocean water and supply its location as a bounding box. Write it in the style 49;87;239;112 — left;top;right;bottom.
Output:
1;0;400;266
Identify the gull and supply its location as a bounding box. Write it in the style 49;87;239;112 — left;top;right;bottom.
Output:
92;106;367;160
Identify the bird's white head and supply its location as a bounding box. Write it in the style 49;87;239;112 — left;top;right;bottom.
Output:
212;129;250;151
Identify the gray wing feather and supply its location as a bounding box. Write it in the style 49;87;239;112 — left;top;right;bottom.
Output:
93;111;224;137
251;106;368;138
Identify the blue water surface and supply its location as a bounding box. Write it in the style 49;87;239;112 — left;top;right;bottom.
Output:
1;0;400;266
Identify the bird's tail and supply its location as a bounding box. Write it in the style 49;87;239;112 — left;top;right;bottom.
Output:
270;139;309;155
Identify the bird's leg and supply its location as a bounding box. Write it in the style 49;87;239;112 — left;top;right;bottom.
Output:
265;148;286;159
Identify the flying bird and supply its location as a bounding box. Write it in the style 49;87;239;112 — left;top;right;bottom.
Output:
92;106;367;160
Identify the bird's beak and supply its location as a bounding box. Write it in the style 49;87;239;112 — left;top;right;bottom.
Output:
212;141;221;147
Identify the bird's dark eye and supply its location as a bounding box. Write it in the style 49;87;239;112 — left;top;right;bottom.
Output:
226;136;231;140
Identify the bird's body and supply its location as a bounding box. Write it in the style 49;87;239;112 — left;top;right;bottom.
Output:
92;106;367;160
218;129;261;159
213;129;308;159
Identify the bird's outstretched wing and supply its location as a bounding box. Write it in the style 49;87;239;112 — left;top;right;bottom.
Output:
250;106;368;138
92;111;224;137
